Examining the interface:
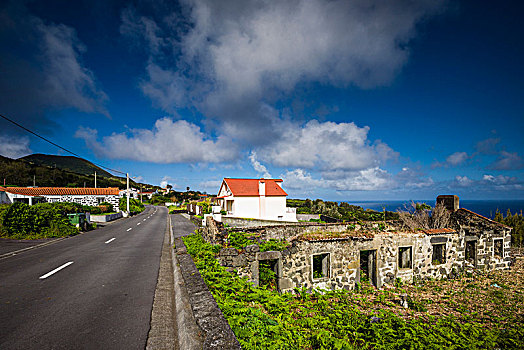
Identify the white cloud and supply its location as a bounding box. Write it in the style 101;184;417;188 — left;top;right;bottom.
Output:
446;152;469;166
455;175;473;187
160;175;177;189
75;117;238;163
198;179;223;194
258;120;397;172
282;167;392;192
249;151;271;178
121;0;446;144
38;21;109;116
0;135;32;158
0;4;108;137
487;151;524;170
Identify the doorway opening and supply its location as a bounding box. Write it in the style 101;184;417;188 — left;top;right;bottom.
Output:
359;250;377;287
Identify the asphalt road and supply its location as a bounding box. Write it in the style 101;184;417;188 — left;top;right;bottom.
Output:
0;205;167;350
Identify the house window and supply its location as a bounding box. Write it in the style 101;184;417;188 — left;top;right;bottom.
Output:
494;239;503;259
398;247;412;269
312;253;330;280
97;197;105;205
432;244;446;265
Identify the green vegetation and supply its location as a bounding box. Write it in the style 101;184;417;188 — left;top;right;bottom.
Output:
0;202;78;239
0;154;151;189
287;198;399;221
183;232;524;349
119;197;145;213
494;209;524;247
20;154;112;177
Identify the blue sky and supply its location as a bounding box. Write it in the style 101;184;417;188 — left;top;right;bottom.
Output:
1;0;523;201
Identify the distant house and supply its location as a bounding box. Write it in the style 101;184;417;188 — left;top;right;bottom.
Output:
216;178;297;221
0;187;120;208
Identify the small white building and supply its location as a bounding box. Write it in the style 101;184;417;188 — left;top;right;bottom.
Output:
0;187;121;208
216;178;297;222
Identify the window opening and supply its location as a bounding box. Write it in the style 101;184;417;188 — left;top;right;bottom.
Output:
312;253;330;279
465;240;476;265
432;244;446;265
398;247;412;269
259;259;278;290
494;239;503;259
359;250;377;287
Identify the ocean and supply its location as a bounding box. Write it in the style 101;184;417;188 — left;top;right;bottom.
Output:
347;200;524;219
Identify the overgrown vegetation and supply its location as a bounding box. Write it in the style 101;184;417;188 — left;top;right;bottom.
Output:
183;232;524;349
494;209;524;247
0;202;78;239
287;198;399;221
397;202;450;230
119;197;145;213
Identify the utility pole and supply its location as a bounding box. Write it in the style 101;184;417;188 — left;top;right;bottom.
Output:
126;173;130;214
94;171;97;188
140;184;143;203
33;175;35;187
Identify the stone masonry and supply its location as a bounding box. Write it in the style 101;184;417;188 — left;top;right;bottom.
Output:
204;197;512;293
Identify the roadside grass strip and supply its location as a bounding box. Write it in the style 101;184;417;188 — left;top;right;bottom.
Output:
39;261;74;279
105;238;116;244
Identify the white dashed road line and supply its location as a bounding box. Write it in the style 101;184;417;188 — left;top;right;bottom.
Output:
137;222;141;226
127;228;132;232
105;238;115;244
39;262;74;280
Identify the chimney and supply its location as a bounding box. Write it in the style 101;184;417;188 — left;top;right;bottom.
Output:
436;195;459;211
258;180;265;197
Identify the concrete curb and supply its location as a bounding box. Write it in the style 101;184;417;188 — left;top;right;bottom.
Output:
169;215;204;350
172;245;241;348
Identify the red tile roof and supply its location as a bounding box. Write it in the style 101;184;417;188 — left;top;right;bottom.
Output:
0;187;120;196
422;228;456;235
222;178;287;197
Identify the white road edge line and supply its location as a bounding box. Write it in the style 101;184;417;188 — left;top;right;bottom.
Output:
105;238;116;244
39;261;74;279
127;228;132;232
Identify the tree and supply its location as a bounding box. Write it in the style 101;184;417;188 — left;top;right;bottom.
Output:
398;202;450;230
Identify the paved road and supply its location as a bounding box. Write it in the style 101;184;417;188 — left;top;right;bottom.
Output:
0;206;167;350
170;214;196;239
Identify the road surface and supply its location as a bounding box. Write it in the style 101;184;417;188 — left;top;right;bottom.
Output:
0;205;167;349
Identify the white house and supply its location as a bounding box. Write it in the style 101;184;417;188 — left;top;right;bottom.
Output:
216;178;297;222
0;187;121;208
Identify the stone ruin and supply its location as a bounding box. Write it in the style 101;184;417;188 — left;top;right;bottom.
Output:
202;195;512;293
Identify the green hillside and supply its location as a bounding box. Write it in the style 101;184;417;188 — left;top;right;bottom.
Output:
20;154;112;177
0;154;157;190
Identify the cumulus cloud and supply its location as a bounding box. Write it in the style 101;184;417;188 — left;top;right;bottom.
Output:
487;151;524;170
282;167;392;191
450;174;523;191
0;135;32;158
75;117;238;163
476;138;500;155
0;1;108;137
249;152;272;178
121;0;446;143
446;152;469;166
160;175;177;189
258;120;398;172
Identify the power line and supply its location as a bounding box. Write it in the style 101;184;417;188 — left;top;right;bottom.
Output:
0;113;126;176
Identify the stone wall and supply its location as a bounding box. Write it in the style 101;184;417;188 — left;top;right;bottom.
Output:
450;208;512;271
203;209;512;293
221;216;298;228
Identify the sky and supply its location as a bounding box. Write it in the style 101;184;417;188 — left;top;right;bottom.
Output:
0;0;523;201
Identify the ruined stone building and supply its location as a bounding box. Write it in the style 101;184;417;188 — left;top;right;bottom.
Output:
203;196;512;293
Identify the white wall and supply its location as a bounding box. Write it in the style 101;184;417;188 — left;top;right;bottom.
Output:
264;196;286;220
232;196;260;219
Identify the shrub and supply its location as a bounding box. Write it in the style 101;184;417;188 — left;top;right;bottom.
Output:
119;197;145;213
0;202;77;239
